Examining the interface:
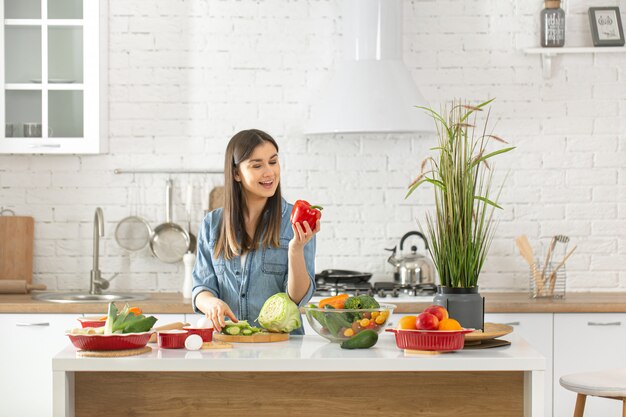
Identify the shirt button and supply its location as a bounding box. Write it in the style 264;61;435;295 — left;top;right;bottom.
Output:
241;293;246;298
236;271;240;275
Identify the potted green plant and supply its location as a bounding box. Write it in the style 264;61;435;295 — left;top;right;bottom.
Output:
406;99;514;330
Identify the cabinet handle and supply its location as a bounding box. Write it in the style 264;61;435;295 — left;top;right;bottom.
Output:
587;321;621;326
29;144;61;148
503;322;520;326
16;322;50;327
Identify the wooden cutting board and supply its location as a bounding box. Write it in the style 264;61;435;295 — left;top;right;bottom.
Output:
0;215;34;283
208;186;224;211
464;323;514;345
214;332;288;343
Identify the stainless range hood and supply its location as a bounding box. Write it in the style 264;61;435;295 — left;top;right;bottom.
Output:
305;0;433;134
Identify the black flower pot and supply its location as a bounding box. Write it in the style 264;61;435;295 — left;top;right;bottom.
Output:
433;286;484;331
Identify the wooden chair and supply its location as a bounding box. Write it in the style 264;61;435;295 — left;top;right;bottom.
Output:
560;368;626;417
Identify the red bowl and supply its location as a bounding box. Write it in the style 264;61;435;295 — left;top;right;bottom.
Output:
183;326;213;343
77;316;107;328
157;329;188;349
386;328;475;352
67;331;153;351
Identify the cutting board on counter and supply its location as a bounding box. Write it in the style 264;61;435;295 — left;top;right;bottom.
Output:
0;215;34;283
214;332;288;343
208;186;224;211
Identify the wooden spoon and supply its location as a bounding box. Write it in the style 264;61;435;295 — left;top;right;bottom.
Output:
548;245;577;296
515;235;543;295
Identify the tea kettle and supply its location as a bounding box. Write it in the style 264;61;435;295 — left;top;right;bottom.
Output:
386;231;436;286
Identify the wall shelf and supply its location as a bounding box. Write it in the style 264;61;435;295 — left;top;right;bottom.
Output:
525;47;626;78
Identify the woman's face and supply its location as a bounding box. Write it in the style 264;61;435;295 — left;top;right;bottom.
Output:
235;141;280;200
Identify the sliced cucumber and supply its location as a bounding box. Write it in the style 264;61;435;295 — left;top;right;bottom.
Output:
225;326;241;335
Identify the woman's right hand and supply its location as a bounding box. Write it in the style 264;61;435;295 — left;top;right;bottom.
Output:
195;292;238;332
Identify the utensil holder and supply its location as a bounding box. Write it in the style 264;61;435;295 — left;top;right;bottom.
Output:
529;260;566;299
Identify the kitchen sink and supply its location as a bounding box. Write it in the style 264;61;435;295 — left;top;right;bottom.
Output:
32;292;149;303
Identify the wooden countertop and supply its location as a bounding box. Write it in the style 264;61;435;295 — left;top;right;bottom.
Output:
1;291;626;314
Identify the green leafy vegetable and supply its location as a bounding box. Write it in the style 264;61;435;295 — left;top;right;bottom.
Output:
257;293;301;333
104;302;157;334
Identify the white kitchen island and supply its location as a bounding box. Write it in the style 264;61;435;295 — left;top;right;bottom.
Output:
53;334;545;417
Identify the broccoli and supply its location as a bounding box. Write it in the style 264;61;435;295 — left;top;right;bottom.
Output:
344;295;380;310
343;295;380;321
344;296;363;310
358;295;380;309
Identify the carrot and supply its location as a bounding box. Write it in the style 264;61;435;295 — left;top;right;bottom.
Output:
128;307;142;316
319;293;349;309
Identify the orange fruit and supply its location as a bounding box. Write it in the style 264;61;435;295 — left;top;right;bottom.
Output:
438;318;462;331
397;315;417;330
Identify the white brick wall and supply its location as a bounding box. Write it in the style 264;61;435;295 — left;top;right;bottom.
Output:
1;0;625;293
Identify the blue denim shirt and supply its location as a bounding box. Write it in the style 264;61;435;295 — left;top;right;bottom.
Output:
191;198;316;335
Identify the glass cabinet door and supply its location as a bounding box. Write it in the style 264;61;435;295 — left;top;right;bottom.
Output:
5;91;42;137
4;0;40;19
4;26;41;84
1;0;103;153
48;0;82;19
49;90;82;137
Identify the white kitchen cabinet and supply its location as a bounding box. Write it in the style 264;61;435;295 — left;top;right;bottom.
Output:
486;313;553;417
0;0;107;154
0;313;77;417
0;312;184;417
553;313;626;417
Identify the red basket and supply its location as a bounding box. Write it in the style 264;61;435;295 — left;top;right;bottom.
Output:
386;328;474;351
67;331;154;351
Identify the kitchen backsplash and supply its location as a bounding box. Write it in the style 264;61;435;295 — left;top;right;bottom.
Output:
0;0;624;292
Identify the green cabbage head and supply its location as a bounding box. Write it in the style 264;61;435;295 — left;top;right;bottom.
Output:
257;292;302;333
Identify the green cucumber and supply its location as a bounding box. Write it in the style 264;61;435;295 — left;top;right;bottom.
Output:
225;326;241;335
340;330;378;349
242;328;253;335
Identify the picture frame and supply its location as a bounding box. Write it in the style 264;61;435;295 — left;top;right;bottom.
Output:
588;7;625;46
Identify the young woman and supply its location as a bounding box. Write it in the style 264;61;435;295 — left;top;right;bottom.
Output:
192;129;320;335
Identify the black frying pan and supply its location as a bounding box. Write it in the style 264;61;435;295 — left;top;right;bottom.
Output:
315;269;372;285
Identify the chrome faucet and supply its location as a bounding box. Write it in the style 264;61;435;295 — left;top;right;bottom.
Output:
90;207;110;295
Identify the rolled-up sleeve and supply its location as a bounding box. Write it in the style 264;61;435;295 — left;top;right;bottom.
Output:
191;214;221;314
296;235;316;307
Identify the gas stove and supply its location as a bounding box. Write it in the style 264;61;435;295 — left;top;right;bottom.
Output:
313;281;437;299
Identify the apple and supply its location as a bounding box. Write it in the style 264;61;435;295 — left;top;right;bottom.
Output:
423;305;449;322
415;312;439;330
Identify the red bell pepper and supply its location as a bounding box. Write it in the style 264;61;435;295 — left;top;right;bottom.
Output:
290;200;323;228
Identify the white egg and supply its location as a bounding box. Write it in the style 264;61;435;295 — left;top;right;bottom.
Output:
185;334;203;351
196;316;213;329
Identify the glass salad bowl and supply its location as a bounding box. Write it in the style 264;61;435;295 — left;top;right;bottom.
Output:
303;303;396;343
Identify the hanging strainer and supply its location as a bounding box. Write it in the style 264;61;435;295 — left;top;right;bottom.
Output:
115;178;153;252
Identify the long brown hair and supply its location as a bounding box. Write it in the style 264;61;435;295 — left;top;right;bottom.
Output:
215;129;282;260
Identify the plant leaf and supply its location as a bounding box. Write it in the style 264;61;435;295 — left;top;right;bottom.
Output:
474;195;503;209
471;146;515;168
460;98;495;123
405;178;428;199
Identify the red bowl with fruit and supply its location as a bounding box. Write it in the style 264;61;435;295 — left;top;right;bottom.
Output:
77;316;107;328
67;331;154;351
303;303;396;343
386;328;475;352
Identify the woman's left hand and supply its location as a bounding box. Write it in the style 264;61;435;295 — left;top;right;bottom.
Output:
290;219;320;251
